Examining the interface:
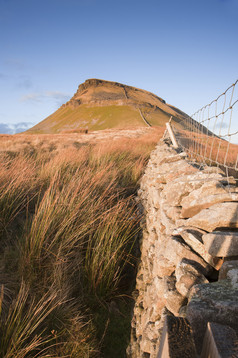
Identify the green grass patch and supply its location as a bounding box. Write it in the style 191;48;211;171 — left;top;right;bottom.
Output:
29;105;145;133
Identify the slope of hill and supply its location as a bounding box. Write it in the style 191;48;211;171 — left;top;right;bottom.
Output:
27;79;189;134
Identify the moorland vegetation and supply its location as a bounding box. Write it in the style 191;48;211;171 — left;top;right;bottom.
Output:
0;128;163;357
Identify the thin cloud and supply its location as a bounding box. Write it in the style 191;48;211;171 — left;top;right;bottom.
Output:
21;93;43;102
215;121;229;129
5;58;26;71
21;91;71;107
15;122;34;130
0;123;12;134
0;73;7;80
0;122;34;134
17;76;33;89
46;91;71;106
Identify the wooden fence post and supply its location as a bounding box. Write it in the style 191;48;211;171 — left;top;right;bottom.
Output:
165;122;178;149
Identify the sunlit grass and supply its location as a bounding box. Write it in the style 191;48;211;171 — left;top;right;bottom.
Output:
0;128;162;357
84;200;140;301
0;282;59;358
174;128;238;174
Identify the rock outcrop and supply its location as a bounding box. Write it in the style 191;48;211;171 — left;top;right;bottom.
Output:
127;141;238;357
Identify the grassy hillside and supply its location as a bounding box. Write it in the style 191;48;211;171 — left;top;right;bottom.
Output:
0;128;163;357
29;105;154;134
27;79;188;134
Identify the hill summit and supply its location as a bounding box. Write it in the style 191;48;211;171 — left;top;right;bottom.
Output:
27;79;188;134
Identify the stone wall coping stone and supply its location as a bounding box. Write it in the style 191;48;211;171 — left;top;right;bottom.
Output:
203;231;238;257
180;202;238;232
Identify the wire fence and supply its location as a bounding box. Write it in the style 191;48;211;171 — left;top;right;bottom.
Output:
170;80;238;179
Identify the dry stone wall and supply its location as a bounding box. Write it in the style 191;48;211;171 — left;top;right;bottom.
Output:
127;141;238;357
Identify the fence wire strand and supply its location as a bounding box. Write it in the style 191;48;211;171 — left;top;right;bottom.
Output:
170;80;238;180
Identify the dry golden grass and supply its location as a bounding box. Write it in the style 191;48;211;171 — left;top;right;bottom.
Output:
0;127;160;152
0;127;163;357
175;129;238;174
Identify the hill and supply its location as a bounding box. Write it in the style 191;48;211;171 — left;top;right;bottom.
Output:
27;79;189;134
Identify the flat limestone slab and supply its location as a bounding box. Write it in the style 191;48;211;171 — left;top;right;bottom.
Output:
181;191;238;218
155;236;212;277
161;172;225;207
180;228;223;269
182;202;238;232
203;231;238;257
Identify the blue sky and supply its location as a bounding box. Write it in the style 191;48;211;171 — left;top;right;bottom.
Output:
0;0;237;135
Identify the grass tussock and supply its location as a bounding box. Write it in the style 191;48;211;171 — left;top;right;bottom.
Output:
0;128;162;357
0;282;59;358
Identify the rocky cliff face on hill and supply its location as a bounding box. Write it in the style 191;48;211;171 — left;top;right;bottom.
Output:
27;79;189;134
66;78;166;108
